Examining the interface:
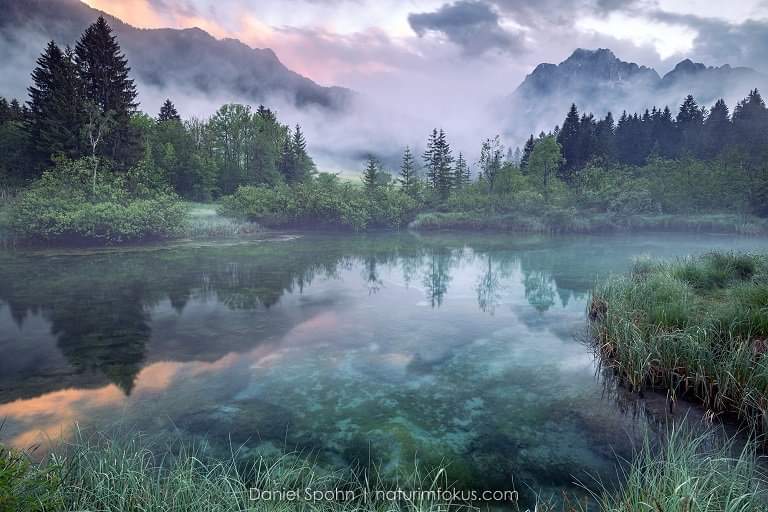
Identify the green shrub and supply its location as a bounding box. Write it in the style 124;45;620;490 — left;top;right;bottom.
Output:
9;158;187;243
219;176;418;231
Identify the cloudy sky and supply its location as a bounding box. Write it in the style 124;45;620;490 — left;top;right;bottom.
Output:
71;0;768;170
79;0;768;92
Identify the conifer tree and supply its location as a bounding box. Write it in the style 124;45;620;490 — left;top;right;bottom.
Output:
422;128;453;198
75;16;139;166
676;94;704;157
292;124;314;182
733;89;768;160
654;106;678;158
453;152;470;189
520;134;535;171
557;103;580;177
256;105;277;123
0;97;8;124
702;99;730;158
9;99;24;122
27;41;83;167
158;99;180;122
277;135;297;183
398;146;418;195
594;112;615;161
362;156;379;192
423;128;438;187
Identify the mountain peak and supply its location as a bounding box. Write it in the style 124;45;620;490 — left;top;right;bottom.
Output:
672;58;707;74
566;48;616;62
515;48;659;98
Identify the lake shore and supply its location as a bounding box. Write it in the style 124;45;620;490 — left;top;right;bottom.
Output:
409;211;768;235
589;252;768;440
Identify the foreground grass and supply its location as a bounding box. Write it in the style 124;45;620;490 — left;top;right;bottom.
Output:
2;426;766;511
410;212;768;235
589;252;768;435
587;424;768;512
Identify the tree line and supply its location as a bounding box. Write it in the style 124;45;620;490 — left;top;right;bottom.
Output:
540;91;768;181
0;16;315;200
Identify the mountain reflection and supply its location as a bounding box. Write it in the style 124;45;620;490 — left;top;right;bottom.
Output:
0;233;592;404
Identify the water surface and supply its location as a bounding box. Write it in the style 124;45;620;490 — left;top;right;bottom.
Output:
2;232;767;504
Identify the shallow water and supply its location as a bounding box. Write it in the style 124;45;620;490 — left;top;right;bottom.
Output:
2;232;768;504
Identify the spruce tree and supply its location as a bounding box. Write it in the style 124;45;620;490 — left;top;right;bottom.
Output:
75;16;139;166
556;103;580;178
655;106;678;158
277;135;297;183
292;124;314;182
435;129;454;198
676;94;704;157
702;99;730;158
0;97;8;124
362;156;379;192
398;146;417;195
423;128;439;189
9;99;24;122
520;134;535;172
256;105;277;123
594;112;615;161
158;99;180;122
454;152;470;189
732;89;768;190
27;41;83;167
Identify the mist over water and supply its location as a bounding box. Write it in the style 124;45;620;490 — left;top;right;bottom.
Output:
3;232;768;506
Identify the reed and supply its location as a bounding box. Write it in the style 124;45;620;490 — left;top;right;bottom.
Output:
589;252;768;435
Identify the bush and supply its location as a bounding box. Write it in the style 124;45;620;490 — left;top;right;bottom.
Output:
9;158;187;243
219;175;418;231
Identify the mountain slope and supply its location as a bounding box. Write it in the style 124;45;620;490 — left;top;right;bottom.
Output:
508;48;766;140
0;0;351;110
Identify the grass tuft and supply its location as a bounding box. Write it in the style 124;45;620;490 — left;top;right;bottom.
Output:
590;252;768;435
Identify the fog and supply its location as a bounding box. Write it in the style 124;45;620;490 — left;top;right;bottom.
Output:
2;0;767;177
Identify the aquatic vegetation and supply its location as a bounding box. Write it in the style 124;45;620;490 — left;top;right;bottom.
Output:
2;430;481;512
589;252;768;435
3;425;767;512
585;425;768;512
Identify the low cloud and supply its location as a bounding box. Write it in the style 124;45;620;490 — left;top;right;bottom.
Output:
408;1;525;56
652;11;768;72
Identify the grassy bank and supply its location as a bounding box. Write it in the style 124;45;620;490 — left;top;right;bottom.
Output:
589;252;768;435
410;212;768;235
2;426;766;511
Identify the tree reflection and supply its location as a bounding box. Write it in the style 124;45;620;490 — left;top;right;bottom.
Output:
423;249;453;308
522;270;557;312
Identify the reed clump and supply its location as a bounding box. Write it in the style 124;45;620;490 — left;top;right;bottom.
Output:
589;252;768;434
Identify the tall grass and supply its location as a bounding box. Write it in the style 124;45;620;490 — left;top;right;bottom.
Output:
589;252;768;436
183;202;263;239
2;428;478;512
3;425;767;511
585;425;768;512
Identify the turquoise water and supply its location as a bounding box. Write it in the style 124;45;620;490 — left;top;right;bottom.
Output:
2;232;768;505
